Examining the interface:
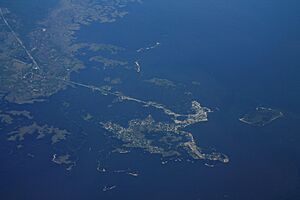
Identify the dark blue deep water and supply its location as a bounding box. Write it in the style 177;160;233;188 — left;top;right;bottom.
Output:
1;0;300;199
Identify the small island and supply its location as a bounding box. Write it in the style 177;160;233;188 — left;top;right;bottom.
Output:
239;107;283;127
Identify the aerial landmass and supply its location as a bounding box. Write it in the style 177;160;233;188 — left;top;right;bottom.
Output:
0;0;229;182
239;107;283;127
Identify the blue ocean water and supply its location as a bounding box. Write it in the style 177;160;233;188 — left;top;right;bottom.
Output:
1;0;300;199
